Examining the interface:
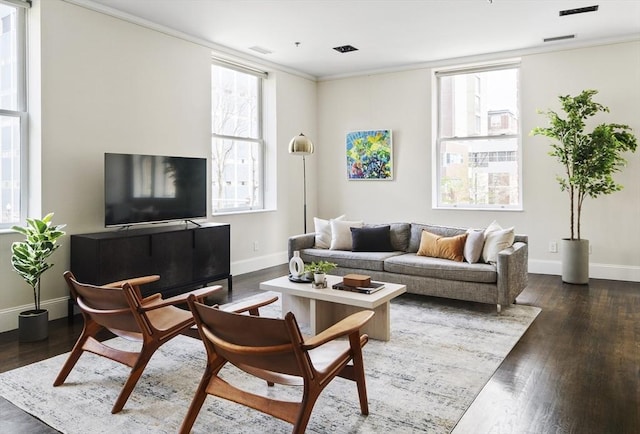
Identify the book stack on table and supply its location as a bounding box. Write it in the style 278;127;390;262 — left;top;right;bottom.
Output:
332;274;386;294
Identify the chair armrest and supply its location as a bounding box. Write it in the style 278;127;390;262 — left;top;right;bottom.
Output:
104;275;161;288
141;286;223;310
288;233;316;259
302;310;374;350
220;292;279;314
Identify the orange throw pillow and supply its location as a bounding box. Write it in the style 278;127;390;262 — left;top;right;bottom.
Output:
417;230;468;262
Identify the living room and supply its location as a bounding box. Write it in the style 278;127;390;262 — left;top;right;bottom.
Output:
0;0;638;432
0;0;638;330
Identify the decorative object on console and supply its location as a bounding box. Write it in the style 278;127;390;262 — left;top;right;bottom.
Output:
531;89;637;284
288;250;305;278
288;133;315;233
10;213;66;342
346;129;393;180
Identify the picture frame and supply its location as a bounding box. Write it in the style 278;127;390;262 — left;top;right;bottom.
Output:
346;129;393;180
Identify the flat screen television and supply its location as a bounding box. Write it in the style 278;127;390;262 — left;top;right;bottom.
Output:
104;153;207;227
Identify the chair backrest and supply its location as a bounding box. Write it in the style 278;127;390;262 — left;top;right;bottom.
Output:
190;298;307;378
64;271;141;335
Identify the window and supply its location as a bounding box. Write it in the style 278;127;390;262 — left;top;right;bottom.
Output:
0;1;26;227
211;62;265;213
435;63;521;209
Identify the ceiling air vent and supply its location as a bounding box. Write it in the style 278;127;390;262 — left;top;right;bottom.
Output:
249;46;272;55
333;45;358;53
559;5;599;16
544;34;576;42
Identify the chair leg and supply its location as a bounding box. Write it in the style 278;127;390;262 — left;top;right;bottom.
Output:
179;364;215;434
111;345;157;414
293;385;321;434
179;357;227;434
53;320;102;387
349;333;369;415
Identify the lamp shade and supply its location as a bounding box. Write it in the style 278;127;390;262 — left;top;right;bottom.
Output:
288;133;314;155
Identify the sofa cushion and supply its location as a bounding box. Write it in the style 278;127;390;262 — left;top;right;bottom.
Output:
300;248;402;272
365;222;410;251
464;229;485;263
330;219;363;250
313;214;345;249
408;223;467;253
384;253;497;283
417;230;467;262
482;221;515;263
351;225;394;252
482;226;515;263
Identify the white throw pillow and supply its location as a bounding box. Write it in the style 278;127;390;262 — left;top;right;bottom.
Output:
482;226;515;263
314;214;345;249
330;219;364;250
464;229;485;264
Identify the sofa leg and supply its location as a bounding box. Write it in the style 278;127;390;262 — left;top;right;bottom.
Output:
496;304;502;314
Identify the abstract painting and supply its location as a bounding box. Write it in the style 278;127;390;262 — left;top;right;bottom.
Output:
346;129;393;180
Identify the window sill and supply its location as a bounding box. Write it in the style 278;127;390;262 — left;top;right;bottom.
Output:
212;208;276;217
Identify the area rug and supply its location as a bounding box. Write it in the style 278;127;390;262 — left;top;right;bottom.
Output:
0;296;540;433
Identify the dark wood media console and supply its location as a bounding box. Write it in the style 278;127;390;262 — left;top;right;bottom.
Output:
69;222;231;318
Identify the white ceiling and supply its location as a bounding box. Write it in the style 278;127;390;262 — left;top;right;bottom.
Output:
79;0;640;79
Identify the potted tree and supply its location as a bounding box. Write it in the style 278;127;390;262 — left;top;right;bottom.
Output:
532;90;637;284
11;213;66;342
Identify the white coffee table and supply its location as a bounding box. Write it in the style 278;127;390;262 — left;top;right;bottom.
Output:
259;274;406;341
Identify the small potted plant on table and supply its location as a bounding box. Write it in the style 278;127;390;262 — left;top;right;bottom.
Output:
11;213;66;342
304;261;337;287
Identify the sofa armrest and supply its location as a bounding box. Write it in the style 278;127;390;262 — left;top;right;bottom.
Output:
288;233;316;259
496;241;528;306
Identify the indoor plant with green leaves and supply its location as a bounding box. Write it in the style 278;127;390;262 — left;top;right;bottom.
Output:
11;213;66;341
304;261;337;285
531;89;637;284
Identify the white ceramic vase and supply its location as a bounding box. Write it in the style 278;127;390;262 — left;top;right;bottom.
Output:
289;251;305;278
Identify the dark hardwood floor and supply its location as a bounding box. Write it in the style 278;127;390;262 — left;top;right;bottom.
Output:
1;266;638;433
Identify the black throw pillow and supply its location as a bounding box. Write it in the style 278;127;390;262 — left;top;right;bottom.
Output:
350;225;394;252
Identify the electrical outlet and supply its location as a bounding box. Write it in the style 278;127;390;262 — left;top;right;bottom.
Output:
549;241;558;253
253;241;259;251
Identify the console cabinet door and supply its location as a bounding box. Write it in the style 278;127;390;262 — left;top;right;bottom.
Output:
148;230;194;292
193;225;230;281
71;234;152;285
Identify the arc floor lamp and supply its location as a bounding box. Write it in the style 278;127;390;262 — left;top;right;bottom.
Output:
288;133;314;233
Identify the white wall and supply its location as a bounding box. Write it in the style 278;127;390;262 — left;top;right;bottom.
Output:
0;0;317;331
317;41;640;281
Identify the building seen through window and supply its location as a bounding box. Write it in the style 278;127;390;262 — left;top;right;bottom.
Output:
211;63;264;213
436;65;521;209
0;2;24;226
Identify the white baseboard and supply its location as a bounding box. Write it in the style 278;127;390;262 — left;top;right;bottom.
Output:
0;297;70;334
529;259;640;282
231;251;288;277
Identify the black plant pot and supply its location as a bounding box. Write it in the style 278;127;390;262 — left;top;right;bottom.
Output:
18;309;49;342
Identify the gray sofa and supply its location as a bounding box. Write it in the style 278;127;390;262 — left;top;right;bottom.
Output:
288;222;528;312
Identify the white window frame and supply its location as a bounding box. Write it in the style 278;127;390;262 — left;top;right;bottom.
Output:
0;0;27;228
211;59;267;214
433;61;522;210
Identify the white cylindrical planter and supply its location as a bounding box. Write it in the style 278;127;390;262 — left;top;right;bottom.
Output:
561;238;589;284
314;272;326;285
289;251;305;278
